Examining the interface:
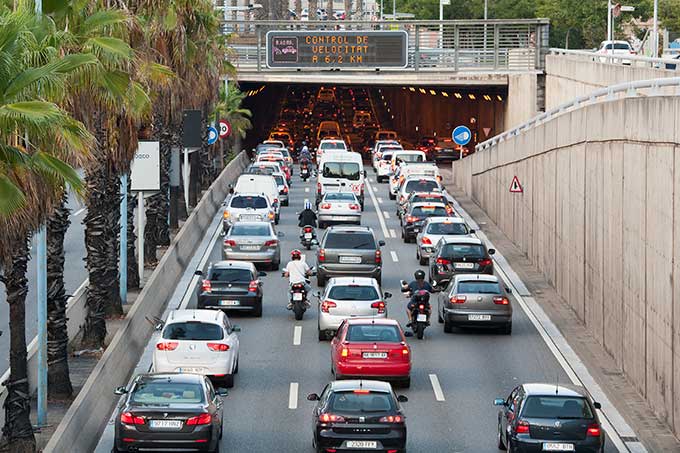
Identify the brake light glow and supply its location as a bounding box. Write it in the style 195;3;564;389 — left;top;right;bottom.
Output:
450;295;466;304
207;343;230;352
317;182;322;193
268;211;275;220
319;249;325;262
340;348;348;358
402;347;409;355
319;413;346;423
321;300;337;313
379;415;404;423
201;280;212;292
249;280;258;292
436;257;451;265
155;341;178;351
349;203;360;210
371;301;386;313
224;239;236;247
516;420;530;434
375;249;381;264
223;211;230;219
353;389;370;394
120;412;145;425
587;423;601;437
320;203;331;209
421;237;432;245
283;186;288;194
479;258;492;267
418;304;425;310
406;215;417;223
186;413;212;426
493;297;509;305
264;239;278;247
304;227;313;233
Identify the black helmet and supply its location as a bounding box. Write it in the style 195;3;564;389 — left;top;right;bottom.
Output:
414;270;425;281
413;290;430;304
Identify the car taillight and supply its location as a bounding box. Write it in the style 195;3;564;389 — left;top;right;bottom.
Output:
155;341;178;351
264;239;278;247
371;301;386;313
340;348;349;358
317;182;322;193
479;258;492;267
283;186;288;194
436;257;451;265
320;203;331;209
421;237;432;245
405;215;417;223
360;183;364;195
375;249;381;264
349;203;360;210
224;239;236;247
120;412;145;425
201;280;212;292
304;227;313;233
587;423;601;437
450;295;466;304
493;297;509;305
249;280;258;292
516;420;530;434
319;413;345;423
319;249;325;261
379;415;404;423
186;413;212;426
207;343;230;352
321;300;337;312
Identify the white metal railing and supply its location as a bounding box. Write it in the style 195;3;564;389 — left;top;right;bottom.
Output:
476;77;680;151
550;47;680;70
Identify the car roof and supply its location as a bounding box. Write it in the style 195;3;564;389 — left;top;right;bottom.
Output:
167;309;224;323
454;274;498;284
136;372;206;385
328;276;379;287
231;192;268;198
345;317;399;327
211;260;256;271
326;225;373;234
330;379;394;393
440;236;483;245
229;221;272;227
522;383;589;398
404;175;438;182
320;139;345;144
410;202;447;208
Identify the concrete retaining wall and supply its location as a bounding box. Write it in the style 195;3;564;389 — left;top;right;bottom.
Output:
453;96;680;436
44;152;249;453
504;72;538;130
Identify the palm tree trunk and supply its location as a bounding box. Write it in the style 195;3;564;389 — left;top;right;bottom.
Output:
46;194;73;399
126;175;139;289
105;169;123;316
0;237;37;453
345;0;351;18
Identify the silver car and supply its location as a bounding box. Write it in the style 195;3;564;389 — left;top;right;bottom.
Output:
416;217;473;265
316;277;391;340
436;274;513;334
223;221;282;270
272;172;289;206
317;192;362;228
223;193;275;231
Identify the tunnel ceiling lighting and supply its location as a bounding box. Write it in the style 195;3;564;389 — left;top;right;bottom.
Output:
454;92;462;99
391;115;395;119
409;87;416;92
419;88;426;94
497;95;503;101
441;92;449;97
429;90;437;96
468;94;476;100
483;95;492;101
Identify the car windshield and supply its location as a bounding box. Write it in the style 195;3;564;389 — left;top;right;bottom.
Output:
131;381;205;405
413;194;445;203
328;391;395;413
457;281;501;294
325;193;356;202
163;322;224;340
322;163;360;180
229;224;271;236
328;285;379;300
405;179;439;193
395;154;424;163
441;244;486;259
320;142;346;150
427;222;468;235
411;206;448;217
346;324;401;341
230;196;268;209
377;132;395;140
324;233;375;249
521;396;594;419
270;134;289;141
604;43;631;50
209;268;253;283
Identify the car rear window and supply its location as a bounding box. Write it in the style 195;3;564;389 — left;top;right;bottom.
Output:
395;154;424;163
411;206;448;217
320;142;346;150
209;268;253;283
325;193;356;201
427;222;468;235
604;43;631;50
328;285;379;301
163;322;224;340
322;163;360;180
441;243;486;259
457;281;501;294
413;194;445;204
230;196;268;209
405;179;439;193
324;232;375;249
328;391;395;413
521;396;594;419
229;224;271;236
346;324;401;342
381;153;394;161
131;382;205;404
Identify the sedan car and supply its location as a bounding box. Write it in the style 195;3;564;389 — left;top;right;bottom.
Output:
113;373;226;453
398;190;452;219
317;277;391;340
429;237;495;286
152;310;240;387
494;383;605;453
307;380;408;453
223;221;282;270
436;274;512;334
396;176;442;203
400;202;450;243
196;261;266;317
318;192;362;228
416;217;472;265
222;193;275;231
316;226;385;286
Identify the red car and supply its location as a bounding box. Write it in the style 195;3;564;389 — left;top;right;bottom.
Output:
330;318;411;388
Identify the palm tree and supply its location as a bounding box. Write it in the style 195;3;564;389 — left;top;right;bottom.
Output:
309;0;318;19
213;84;253;146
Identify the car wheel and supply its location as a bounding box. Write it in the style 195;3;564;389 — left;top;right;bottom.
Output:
317;274;326;287
418;252;427;266
234;357;239;374
219;421;224;439
271;260;280;271
401;377;411;389
444;320;453;333
211;439;220;453
111;446;123;453
438;309;444;324
318;221;325;229
502;322;512;335
389;191;396;200
497;423;507;450
318;329;327;341
222;373;234;388
283;200;289;207
253;301;263;317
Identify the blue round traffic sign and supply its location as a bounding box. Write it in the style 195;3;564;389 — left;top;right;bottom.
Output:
452;125;472;146
207;126;218;145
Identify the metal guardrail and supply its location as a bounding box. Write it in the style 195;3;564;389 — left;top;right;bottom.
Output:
476;77;680;151
550;48;680;71
225;19;550;73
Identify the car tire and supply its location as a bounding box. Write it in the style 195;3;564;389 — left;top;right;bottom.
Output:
317;274;326;287
223;373;235;388
389;191;396;200
234;357;239;374
502;322;512;335
271;260;280;271
497;423;507;450
283;200;289;207
418;252;427;266
211;440;220;453
318;221;325;229
402;377;411;389
219;421;224;439
444;320;453;333
318;329;327;341
438;309;444;323
111;446;123;453
253;301;263;317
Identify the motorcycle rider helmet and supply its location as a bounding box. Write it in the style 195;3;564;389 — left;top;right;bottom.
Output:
302;141;307;146
304;199;312;210
413;289;430;304
414;270;426;281
291;249;302;260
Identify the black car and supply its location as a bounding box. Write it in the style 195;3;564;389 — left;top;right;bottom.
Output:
429;237;494;286
400;202;449;243
495;383;605;453
196;261;266;317
113;373;227;453
308;380;408;453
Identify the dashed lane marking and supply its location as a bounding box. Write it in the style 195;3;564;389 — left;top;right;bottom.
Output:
377;197;384;204
72;208;86;217
390;251;399;262
364;180;390;239
429;374;445;402
389;229;397;238
383;211;390;219
289;382;299;409
293;326;302;346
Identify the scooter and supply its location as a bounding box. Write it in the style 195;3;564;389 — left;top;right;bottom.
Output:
284;267;317;321
300;225;317;250
400;280;431;340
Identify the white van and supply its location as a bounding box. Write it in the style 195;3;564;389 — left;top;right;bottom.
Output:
390;150;427;174
232;174;281;223
317;151;365;209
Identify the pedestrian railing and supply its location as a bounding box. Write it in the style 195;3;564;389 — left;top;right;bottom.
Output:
549;47;680;71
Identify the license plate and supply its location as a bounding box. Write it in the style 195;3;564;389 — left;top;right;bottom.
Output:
149;420;182;429
346;441;377;449
292;292;303;301
339;256;361;264
304;233;312;239
239;215;261;221
220;300;239;306
177;367;203;373
416;314;427;322
455;262;475;269
240;245;259;251
543;444;575;452
468;314;491;321
363;352;387;359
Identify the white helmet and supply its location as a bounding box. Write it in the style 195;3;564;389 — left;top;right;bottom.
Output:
304;199;312;210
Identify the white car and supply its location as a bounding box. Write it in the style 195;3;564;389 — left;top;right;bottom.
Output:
416;217;473;265
376;150;396;183
317;277;392;340
153;309;241;388
595;40;635;64
395;175;443;203
222;192;275;230
318;192;362;228
389;162;440;197
371;141;401;170
317;139;347;162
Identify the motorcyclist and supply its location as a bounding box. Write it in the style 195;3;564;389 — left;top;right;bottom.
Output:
298;199;317;229
401;270;433;326
282;249;313;309
299;142;314;171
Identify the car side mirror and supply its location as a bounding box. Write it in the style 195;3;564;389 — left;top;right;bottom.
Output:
229;186;234;194
364;170;367;177
488;248;495;255
493;398;506;407
277;231;285;238
231;325;241;333
378;240;386;247
593;401;602;410
505;287;512;294
258;271;267;277
397;395;408;403
468;229;475;234
384;292;392;299
315;291;322;298
307;393;320;401
114;386;128;395
217;388;229;397
404;331;413;337
194;270;204;276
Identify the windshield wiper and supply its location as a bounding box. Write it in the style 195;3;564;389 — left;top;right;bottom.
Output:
352;242;372;249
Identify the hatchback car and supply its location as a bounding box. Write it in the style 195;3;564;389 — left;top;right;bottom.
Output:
400;202;450;243
395;176;442;202
330;318;411;387
307;380;408;453
436;274;512;334
494;383;605;453
223;221;282;270
317;277;391;340
113;373;226;453
196;261;266;317
429;237;494;286
318;192;362;228
222;193;275;231
152;310;240;388
316;226;385;286
398;190;452;219
416;217;472;265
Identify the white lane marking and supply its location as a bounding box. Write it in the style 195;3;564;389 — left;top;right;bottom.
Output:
293;325;302;346
179;218;224;310
305;187;309;193
288;382;299;409
377;197;384;204
364;179;390;239
383;211;390;219
72;207;86;217
389;229;397;238
448;197;640;453
429;374;445;402
390;251;399;262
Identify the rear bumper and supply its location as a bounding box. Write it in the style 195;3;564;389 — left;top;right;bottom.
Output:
418;245;434;259
510;435;603;453
223;249;278;263
318;264;381;280
318;214;361;223
335;361;411;378
316;426;406;451
115;424;217;452
197;294;261;311
443;308;512;327
403;223;423;237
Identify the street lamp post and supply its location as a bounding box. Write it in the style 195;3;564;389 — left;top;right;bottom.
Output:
652;0;659;58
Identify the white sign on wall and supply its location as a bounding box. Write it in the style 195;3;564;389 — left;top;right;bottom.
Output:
130;141;161;192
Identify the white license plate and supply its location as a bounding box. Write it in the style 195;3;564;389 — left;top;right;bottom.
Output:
543;444;575;452
363;352;387;359
240;245;259;251
149;420;182;429
239;215;261;221
177;367;203;373
455;262;475;269
292;292;303;301
416;313;427;322
304;233;312;239
339;256;362;264
346;441;377;449
220;300;240;306
468;314;491;321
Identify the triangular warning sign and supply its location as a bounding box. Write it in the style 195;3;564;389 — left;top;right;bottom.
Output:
483;127;492;137
509;176;523;193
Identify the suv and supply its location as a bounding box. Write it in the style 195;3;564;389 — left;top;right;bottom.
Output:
222;193;275;231
316;226;385;286
429;237;494;286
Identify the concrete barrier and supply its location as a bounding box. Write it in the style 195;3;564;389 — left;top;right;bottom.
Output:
44;152;249;453
453;95;680;437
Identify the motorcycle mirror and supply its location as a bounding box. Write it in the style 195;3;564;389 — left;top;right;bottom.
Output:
397;395;409;403
384;292;392;299
277;231;285;238
307;393;320;401
468;229;475;234
488;248;496;255
404;331;414;337
400;280;407;286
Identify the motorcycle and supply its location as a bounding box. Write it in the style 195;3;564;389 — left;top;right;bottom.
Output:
300;225;317;250
400;280;431;340
284;267;317;321
300;164;310;181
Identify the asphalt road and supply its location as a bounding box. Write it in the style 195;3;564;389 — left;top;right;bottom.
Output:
97;167;620;452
